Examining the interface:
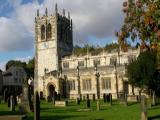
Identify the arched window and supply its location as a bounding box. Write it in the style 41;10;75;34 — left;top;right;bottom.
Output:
41;25;45;40
47;23;52;39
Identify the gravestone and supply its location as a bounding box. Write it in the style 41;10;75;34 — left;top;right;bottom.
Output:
124;93;128;106
118;92;127;106
141;95;147;120
3;89;7;102
93;94;95;101
103;94;106;103
87;94;89;99
97;100;100;111
83;96;86;101
86;98;90;108
19;86;30;113
109;93;112;105
76;98;80;105
10;96;15;112
7;97;10;108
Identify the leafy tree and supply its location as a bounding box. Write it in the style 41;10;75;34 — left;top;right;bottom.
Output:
117;0;160;65
126;50;160;100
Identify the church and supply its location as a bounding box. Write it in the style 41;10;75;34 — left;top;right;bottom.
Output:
34;4;139;100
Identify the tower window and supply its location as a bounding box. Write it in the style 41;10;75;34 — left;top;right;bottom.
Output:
47;23;52;39
41;25;45;40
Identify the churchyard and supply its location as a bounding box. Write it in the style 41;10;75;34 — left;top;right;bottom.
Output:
0;97;160;120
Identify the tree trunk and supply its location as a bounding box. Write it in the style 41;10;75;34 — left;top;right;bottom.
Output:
131;85;135;95
115;72;119;99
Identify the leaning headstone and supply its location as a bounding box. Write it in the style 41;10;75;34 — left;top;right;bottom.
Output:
34;91;40;120
141;95;147;120
86;98;90;108
97;100;100;111
10;96;15;112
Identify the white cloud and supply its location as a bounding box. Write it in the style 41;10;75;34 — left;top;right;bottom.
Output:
0;0;124;52
0;61;7;71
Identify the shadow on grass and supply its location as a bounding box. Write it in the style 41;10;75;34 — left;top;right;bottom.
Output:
0;111;20;116
25;115;86;120
148;106;160;110
148;115;160;120
40;107;53;111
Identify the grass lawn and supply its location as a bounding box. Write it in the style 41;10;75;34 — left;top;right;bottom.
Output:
0;100;160;120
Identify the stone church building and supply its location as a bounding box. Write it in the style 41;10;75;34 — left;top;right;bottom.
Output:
34;5;139;100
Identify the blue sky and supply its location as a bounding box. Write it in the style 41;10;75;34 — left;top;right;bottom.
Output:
0;0;124;70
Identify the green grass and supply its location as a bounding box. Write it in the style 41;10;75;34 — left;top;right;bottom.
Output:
0;100;160;120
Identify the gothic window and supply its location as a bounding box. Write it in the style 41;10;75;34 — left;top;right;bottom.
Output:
68;80;75;90
63;62;69;69
78;61;84;67
110;57;117;65
47;23;52;39
101;77;111;90
41;25;45;40
93;59;100;66
83;79;92;91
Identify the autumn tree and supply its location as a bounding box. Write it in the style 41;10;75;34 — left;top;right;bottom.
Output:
117;0;160;62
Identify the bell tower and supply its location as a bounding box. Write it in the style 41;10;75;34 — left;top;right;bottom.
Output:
35;4;73;90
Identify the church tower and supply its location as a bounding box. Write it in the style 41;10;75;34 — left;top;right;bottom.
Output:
35;4;73;93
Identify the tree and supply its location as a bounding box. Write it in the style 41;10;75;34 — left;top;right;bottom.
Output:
126;50;159;102
117;0;160;63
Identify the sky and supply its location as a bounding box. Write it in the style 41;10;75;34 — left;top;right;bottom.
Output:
0;0;125;70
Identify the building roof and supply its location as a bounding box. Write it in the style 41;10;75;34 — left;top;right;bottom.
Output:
3;71;12;76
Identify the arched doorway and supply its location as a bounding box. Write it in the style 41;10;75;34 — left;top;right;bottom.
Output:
48;84;55;98
47;83;57;102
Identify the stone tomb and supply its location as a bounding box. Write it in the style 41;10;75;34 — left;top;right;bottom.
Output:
127;95;138;102
55;101;67;107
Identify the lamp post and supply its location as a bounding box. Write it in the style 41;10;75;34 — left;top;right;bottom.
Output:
95;64;100;111
77;66;81;100
94;64;100;99
113;59;119;99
